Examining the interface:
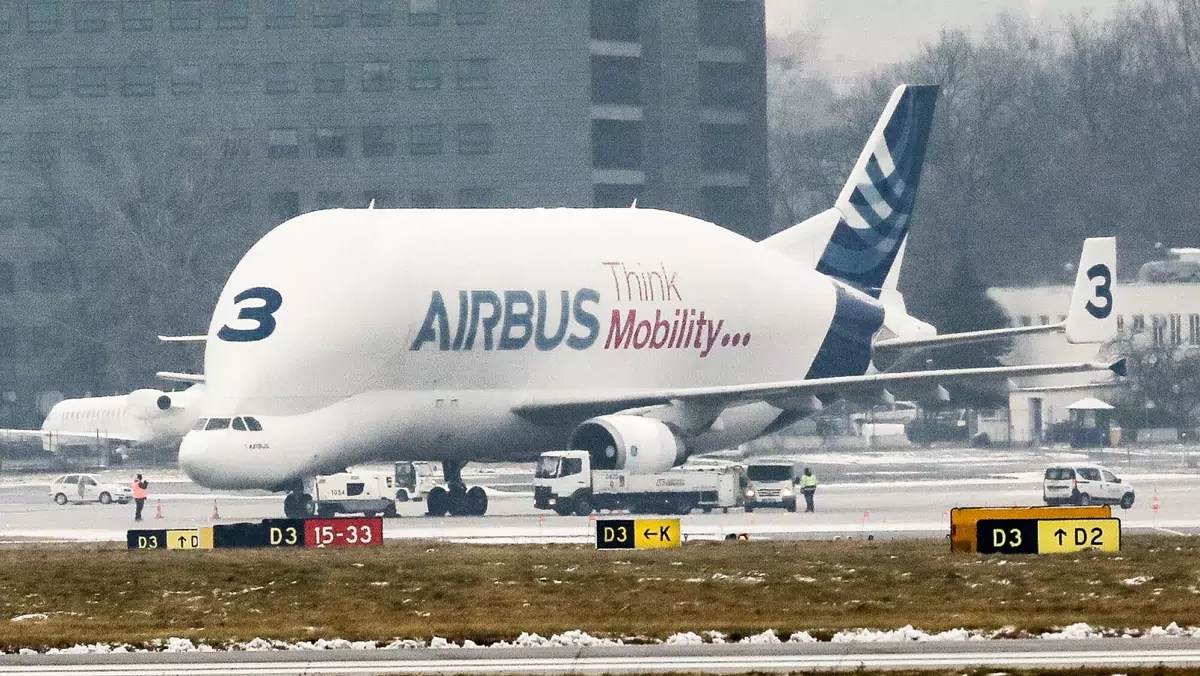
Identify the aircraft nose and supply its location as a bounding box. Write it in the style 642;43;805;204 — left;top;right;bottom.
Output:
178;432;215;487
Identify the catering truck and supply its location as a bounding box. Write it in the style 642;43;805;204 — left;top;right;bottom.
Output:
533;450;744;516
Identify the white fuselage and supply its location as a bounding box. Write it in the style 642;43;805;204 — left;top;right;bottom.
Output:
37;388;202;452
180;208;888;490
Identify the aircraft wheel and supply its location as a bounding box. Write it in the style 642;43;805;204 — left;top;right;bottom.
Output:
466;486;488;516
300;494;317;518
283;493;302;518
54;493;68;506
426;486;449;517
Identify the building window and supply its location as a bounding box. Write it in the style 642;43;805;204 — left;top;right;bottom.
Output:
0;68;10;98
1152;315;1166;345
591;120;641;169
361;0;394;26
1116;314;1124;331
1038;314;1049;326
409;0;439;25
1019;315;1031;327
121;65;154;96
698;0;746;47
121;1;152;31
0;264;14;294
268;128;300;159
363;190;393;207
171;64;202;95
457;123;492;155
455;0;486;24
1131;314;1145;332
314;61;346;93
0;133;13;164
457;187;493;207
221;128;251;158
701;124;747;171
74;2;106;32
217;0;248;28
362;61;393;92
457;58;491;89
591;56;639;104
170;0;201;30
409;60;442;90
313;191;346;209
590;0;638;42
266;0;298;28
26;1;59;33
27;67;65;99
411;189;440;207
314;127;347;158
699;61;746;108
409;124;443;155
266;62;297;94
313;0;346;27
269;191;300;221
362;125;396;157
1170;313;1182;345
218;62;253;93
1189;314;1200;346
75;67;108;97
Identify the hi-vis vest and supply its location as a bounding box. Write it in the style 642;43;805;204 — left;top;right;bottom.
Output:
132;481;148;500
800;474;818;489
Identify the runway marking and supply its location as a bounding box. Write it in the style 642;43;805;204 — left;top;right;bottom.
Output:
8;649;1200;674
1154;527;1192;537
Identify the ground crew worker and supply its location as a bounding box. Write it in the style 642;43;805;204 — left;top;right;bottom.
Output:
132;474;149;521
799;467;818;512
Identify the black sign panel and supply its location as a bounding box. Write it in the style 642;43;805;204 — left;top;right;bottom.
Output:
127;529;167;549
261;519;306;547
976;519;1039;554
213;522;266;548
595;519;636;549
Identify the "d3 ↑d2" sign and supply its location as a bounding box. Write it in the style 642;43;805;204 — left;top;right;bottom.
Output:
595;518;681;550
976;518;1120;555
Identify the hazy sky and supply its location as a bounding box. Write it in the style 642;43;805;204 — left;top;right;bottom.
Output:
766;0;1124;78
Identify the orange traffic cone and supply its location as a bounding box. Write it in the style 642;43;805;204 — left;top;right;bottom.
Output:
154;501;164;519
211;500;221;520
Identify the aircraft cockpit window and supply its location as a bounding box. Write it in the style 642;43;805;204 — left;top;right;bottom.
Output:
232;417;247;431
205;417;232;431
244;416;263;431
192;418;208;431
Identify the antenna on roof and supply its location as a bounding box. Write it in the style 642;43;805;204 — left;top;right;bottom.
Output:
367;199;376;210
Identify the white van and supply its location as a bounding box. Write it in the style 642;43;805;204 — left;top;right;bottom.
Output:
1043;465;1135;509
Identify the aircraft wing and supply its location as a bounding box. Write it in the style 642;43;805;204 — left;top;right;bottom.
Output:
0;429;140;442
512;359;1126;421
156;371;206;384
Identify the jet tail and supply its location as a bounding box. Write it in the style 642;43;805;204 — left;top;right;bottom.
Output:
1065;237;1117;344
764;84;939;297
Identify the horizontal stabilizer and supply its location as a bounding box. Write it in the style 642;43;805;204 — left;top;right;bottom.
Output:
156;371;206;384
874;321;1066;352
158;335;206;343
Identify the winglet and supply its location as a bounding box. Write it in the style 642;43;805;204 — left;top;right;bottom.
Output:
1065;237;1117;344
1109;358;1127;377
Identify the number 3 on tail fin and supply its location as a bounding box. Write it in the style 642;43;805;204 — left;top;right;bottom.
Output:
1085;263;1112;319
1065;237;1116;345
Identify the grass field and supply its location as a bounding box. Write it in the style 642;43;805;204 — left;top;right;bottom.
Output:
2;536;1199;650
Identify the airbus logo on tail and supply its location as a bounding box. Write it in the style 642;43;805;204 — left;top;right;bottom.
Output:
409;289;601;352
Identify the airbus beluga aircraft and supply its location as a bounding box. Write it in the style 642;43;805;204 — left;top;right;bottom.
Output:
175;85;1123;518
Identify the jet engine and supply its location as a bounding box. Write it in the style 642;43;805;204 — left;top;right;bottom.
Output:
569;415;686;474
126;389;173;419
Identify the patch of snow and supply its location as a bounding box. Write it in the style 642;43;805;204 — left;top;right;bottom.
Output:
1123;576;1153;586
787;631;817;643
10;613;47;622
739;629;782;644
1041;623;1103;640
665;632;704;645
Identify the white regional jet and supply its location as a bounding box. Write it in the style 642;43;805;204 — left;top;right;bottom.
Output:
0;386;203;455
175;85;1124;518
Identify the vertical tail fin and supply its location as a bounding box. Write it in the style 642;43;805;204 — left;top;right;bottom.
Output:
1065;237;1117;344
765;85;939;297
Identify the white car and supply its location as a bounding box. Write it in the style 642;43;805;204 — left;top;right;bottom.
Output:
1043;465;1135;509
49;474;133;506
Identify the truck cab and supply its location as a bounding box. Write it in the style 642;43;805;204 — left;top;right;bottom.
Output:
394;460;440;502
744;460;798;512
533;450;590;515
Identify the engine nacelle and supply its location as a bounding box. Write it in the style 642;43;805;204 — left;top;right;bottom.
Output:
569;415;686;474
126;389;172;419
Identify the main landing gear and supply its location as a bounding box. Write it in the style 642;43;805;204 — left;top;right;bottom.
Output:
425;460;488;517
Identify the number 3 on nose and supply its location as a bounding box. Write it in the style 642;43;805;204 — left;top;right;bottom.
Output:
218;287;283;342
